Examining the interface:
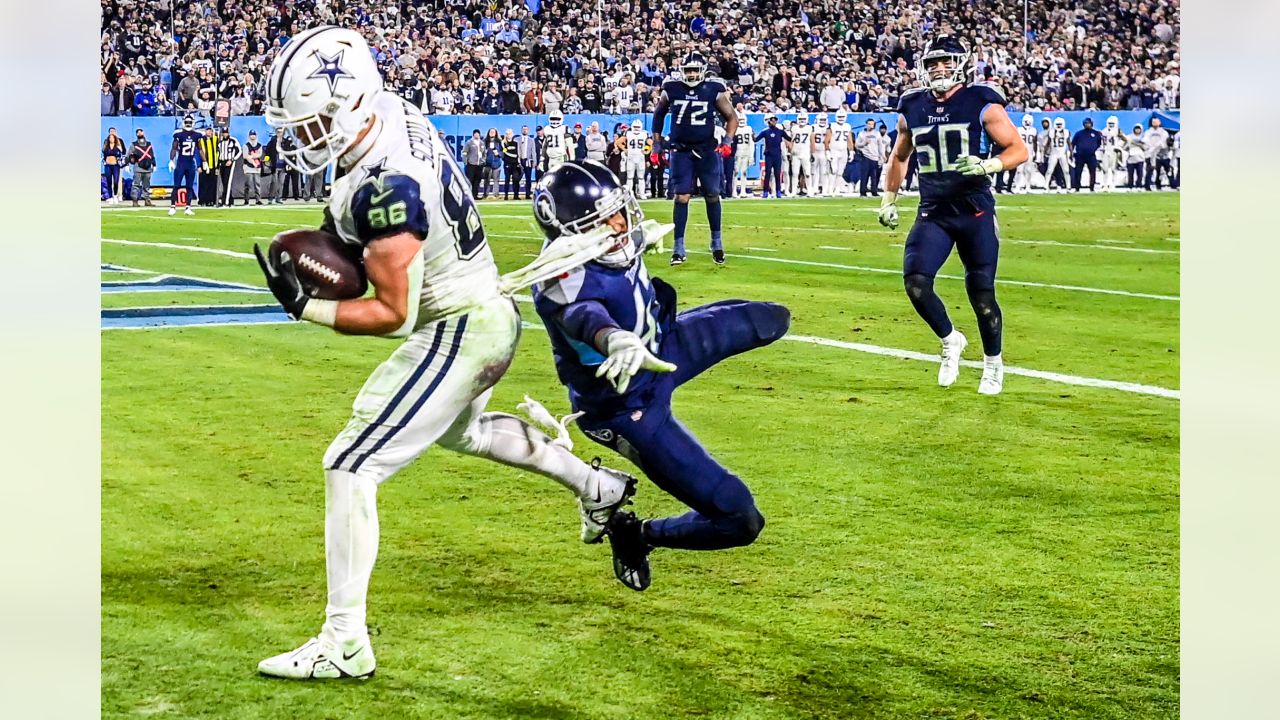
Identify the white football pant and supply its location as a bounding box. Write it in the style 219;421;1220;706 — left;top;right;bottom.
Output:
828;152;850;195
734;152;753;196
624;156;646;198
790;154;811;195
1045;154;1071;190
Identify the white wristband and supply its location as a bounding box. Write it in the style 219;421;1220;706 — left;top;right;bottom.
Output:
301;299;338;327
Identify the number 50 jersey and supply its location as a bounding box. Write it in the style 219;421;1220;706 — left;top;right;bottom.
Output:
325;91;499;327
897;82;1007;209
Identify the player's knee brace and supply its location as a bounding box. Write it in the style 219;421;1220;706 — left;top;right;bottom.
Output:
904;273;936;302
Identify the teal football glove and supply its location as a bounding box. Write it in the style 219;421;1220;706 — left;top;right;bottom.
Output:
877;192;899;230
955;155;1004;177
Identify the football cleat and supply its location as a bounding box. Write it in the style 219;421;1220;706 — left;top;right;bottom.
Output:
258;635;375;680
978;355;1004;395
580;460;638;544
938;330;967;387
184;207;195;216
712;249;726;265
168;206;177;215
605;510;652;591
670;253;686;266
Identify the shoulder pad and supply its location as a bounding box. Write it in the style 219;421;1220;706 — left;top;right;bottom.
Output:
534;265;588;306
896;87;928;112
350;171;429;245
705;77;727;93
971;82;1008;105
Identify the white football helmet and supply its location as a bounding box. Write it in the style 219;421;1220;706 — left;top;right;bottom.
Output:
816;112;829;126
1106;115;1119;128
548;112;564;128
797;114;809;126
835;110;847;124
1053;117;1066;129
1021;114;1033;127
631;119;643;130
265;26;383;175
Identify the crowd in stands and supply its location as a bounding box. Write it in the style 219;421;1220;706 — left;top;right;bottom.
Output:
100;0;1179;118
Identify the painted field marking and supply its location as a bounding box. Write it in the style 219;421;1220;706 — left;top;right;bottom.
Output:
744;247;778;253
103;238;255;259
817;246;850;251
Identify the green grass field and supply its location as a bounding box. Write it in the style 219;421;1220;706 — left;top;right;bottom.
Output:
101;192;1179;719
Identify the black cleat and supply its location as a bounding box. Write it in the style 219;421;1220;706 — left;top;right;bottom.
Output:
605;511;652;591
712;249;725;265
670;254;686;266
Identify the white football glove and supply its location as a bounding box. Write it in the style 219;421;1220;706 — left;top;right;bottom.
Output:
956;155;1004;176
168;160;176;172
877;191;899;230
596;330;676;394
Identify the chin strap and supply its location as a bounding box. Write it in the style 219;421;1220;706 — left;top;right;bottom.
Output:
517;395;584;450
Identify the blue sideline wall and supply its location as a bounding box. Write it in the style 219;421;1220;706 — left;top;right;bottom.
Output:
100;110;1180;186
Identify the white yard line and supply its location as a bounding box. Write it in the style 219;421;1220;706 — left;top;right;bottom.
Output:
103;238;255;259
817;246;850;251
744;246;778;253
688;250;1178;301
100;241;1179;399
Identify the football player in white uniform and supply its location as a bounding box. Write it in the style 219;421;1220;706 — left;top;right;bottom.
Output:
252;27;637;681
732;110;755;197
624;119;649;199
828;110;854;196
781;120;795;195
1045;117;1072;193
1099;115;1124;191
789;114;814;196
1014;114;1038;193
544;112;569;171
811;112;830;197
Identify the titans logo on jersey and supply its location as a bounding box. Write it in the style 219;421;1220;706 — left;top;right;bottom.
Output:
533;260;674;413
660;76;727;147
898;82;1007;206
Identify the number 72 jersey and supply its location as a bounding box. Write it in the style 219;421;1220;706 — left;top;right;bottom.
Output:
325;90;500;326
897;82;1007;207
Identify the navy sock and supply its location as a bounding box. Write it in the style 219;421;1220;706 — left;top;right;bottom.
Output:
705;197;722;251
673;201;689;255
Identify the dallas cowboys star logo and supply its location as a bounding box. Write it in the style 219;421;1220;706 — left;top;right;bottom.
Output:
308;49;355;93
361;158;396;193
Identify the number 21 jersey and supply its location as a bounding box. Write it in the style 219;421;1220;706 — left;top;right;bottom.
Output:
897;82;1007;208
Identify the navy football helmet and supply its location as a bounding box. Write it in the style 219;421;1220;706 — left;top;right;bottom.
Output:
533;160;645;268
681;52;708;86
181;115;195;130
918;36;970;94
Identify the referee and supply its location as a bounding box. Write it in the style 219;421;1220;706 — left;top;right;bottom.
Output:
197;126;220;207
216;128;242;206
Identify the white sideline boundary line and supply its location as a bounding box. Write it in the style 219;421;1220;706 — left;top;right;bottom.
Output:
688;250;1179;301
100;241;1179;399
103;238;255;259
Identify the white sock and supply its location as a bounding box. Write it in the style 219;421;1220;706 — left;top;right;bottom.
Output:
445;413;593;498
943;329;964;345
985;353;1003;365
321;469;378;644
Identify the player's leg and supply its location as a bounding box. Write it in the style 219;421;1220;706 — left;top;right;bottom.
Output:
903;218;966;386
661;300;791;387
698;151;725;260
669;150;694;263
954;197;1004;395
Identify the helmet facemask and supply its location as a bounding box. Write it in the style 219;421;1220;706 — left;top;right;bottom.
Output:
542;183;645;268
682;57;706;86
267;99;372;175
919;52;968;94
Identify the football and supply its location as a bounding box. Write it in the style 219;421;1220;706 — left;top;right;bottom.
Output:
269;229;367;300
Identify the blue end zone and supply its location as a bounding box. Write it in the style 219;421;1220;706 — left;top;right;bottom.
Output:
102;304;291;329
102;275;268;294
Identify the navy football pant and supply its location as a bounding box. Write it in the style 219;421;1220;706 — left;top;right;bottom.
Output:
859;158;881;196
171;162;196;205
580;300;791;551
1072;155;1098;191
903;193;1003;356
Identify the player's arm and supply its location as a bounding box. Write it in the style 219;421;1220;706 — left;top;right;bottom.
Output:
957;104;1028;176
651;90;670;139
716;91;738;143
553;297;674;394
877;115;914;230
328;232;422;336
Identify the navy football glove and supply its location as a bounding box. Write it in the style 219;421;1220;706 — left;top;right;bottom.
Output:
254;243;308;320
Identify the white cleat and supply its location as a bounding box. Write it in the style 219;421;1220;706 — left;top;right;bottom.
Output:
580;460;637;544
978;354;1004;395
258;635;375;680
168;206;177;215
938;330;967;387
184;207;195;216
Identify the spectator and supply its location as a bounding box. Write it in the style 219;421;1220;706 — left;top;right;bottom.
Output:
241;130;264;205
102;128;126;203
101;82;116;116
517;125;537;197
464;130;486;198
482;127;503;198
501;129;521;200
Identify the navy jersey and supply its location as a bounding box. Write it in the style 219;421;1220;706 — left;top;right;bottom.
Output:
533;259;675;414
659;77;727;147
897;82;1006;208
756;126;790;156
173;130;202;162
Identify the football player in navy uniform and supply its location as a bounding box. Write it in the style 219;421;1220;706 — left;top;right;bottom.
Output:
878;37;1028;395
168;115;204;215
651;52;738;266
531;161;791;591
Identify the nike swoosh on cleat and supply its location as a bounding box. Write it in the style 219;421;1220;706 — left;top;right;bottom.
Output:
342;648;362;661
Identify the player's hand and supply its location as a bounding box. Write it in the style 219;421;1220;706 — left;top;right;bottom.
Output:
877;192;899;230
253;243;309;320
596;330;676;394
955;155;1004;177
716;143;733;158
168;160;176;172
